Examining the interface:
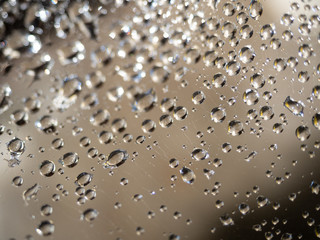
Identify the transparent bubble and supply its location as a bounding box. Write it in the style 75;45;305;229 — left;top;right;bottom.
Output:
53;75;82;111
0;84;12;115
7;138;25;156
12;176;23;187
39;160;56;177
312;86;320;99
35;115;58;133
81;93;99;109
237;12;249;25
295;125;310;141
180;167;195;184
75;172;93;187
36;220;54;236
192;91;206;104
260;24;275;40
107;86;124;102
105;149;128;168
243;89;259;105
283;96;304;116
260;106;274;120
169;158;179;168
211;107;226;123
150;65;169;83
11;110;29;125
59;152;79;168
273;58;287;72
40;204;53;216
174;106;188;120
249;0;263;20
212;73;226;88
226;61;240;76
228;120;244;136
239;46;255;64
239;24;253;39
219;214;234;226
85;71;106;89
256;195;269;208
141;119;156;133
133;89;157;112
51;138;64;150
250;73;265;89
81;208;99;222
111;118;127;133
239;203;250;215
159;114;173;128
98;131;113;144
312;113;320;130
90;109;110;126
191;148;209;161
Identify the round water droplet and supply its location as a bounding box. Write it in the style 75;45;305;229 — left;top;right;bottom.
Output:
39;160;56;177
191;148;209;161
36;220;55;236
243;89;259;105
250;73;265;89
159;114;173;128
35;115;58;133
192;91;206;104
173;106;188;120
295;125;310;141
283;96;304;116
12;176;23;187
81;208;99;222
75;172;93;187
239;203;250;215
312;113;320;130
260;24;275;40
105;149;128;168
98;131;113;144
260;106;274;120
11;110;29;125
40;204;53;216
211;107;226;123
59;152;79;168
212;73;226;88
141;119;156;133
90;109;110;126
133;89;157;112
239;46;255;64
249;0;263;20
228;120;244;136
7;138;25;156
180;167;195;184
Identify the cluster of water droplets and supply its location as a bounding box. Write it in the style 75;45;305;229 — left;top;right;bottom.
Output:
0;0;320;239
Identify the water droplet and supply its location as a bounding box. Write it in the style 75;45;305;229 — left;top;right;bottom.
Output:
180;167;195;184
39;160;56;177
211;107;226;123
228;120;244;136
283;96;304;116
243;89;259;105
35;115;58;133
249;0;263;20
75;172;93;187
7;138;25;156
81;208;99;222
36;220;54;236
105;149;128;168
295;125;310;141
191;148;209;161
40;204;53;216
59;152;79;168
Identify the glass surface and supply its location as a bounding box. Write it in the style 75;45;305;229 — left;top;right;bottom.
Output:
0;0;320;239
